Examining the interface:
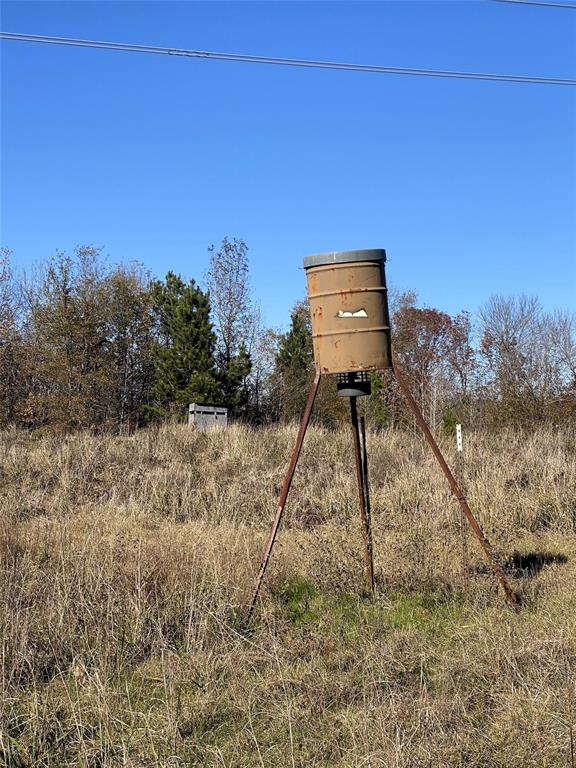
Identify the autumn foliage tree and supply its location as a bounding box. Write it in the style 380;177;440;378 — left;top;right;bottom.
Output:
369;292;475;431
103;264;157;430
19;248;157;431
2;241;573;434
23;248;110;429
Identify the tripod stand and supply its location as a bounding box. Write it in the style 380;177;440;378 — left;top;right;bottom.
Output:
246;364;519;623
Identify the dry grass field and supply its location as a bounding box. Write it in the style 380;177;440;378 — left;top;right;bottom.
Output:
1;422;575;767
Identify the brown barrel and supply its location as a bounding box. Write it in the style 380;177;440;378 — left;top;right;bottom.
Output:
303;249;392;375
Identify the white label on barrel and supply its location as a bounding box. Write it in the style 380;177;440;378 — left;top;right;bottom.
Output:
456;423;463;453
337;308;368;318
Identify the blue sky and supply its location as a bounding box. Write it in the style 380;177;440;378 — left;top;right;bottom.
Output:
2;0;575;330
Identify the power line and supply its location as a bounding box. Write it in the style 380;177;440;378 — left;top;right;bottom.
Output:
489;0;576;9
1;31;575;86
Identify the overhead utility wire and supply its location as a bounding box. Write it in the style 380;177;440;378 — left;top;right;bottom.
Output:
1;31;575;86
489;0;576;9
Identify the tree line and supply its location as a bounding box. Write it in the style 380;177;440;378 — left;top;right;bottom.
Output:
0;242;574;433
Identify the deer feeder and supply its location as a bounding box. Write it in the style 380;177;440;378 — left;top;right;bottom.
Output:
246;249;519;621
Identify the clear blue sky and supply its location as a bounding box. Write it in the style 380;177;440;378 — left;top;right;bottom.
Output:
2;0;575;330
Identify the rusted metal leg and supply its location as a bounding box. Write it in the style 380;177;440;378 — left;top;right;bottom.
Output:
392;361;520;610
246;371;322;622
360;415;372;535
350;397;375;597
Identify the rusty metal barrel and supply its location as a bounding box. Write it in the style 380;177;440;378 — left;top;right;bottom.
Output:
303;249;392;375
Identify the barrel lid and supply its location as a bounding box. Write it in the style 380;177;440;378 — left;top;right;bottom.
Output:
303;249;386;269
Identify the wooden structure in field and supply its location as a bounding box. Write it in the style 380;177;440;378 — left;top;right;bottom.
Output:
188;403;228;431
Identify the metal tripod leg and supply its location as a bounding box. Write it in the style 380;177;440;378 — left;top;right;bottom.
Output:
392;361;520;610
350;397;375;597
360;415;372;542
246;371;322;622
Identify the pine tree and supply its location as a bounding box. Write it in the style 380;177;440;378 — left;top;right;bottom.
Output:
275;301;314;374
150;272;220;415
273;300;350;425
273;301;314;421
220;342;252;415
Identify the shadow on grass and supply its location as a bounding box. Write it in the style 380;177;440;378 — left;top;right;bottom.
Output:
504;551;568;578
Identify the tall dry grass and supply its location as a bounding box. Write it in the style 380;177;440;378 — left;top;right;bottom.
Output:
0;422;575;766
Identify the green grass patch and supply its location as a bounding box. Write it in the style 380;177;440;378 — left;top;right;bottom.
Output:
384;591;464;632
277;576;464;639
279;576;321;625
